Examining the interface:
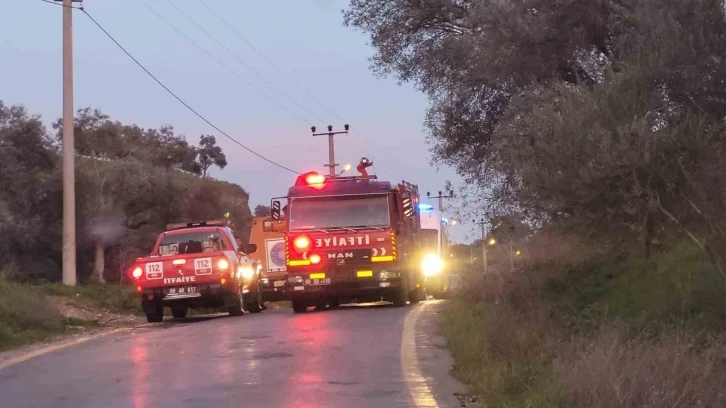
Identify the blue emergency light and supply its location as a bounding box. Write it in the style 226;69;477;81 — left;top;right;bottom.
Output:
418;203;434;212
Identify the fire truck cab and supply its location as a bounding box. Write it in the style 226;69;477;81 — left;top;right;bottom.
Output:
269;167;424;313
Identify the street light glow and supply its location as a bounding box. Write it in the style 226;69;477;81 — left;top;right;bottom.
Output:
488;238;496;246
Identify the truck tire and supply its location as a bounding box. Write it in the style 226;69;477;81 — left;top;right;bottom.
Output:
409;287;422;304
292;298;308;313
171;306;188;319
227;291;244;316
392;284;407;307
314;299;328;311
329;297;341;309
145;302;164;323
246;286;263;314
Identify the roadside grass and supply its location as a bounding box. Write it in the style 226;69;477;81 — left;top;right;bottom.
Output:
0;279;100;351
442;241;725;407
37;282;143;315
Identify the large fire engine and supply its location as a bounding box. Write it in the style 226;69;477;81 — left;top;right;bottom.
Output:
269;159;424;313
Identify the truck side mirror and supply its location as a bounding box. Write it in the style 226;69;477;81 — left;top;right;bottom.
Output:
245;243;258;254
271;200;281;221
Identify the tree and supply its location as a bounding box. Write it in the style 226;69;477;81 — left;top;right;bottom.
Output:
253;205;271;218
0;101;62;279
196;135;227;178
52;108;201;174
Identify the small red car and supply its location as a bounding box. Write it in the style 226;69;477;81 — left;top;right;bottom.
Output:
128;220;263;322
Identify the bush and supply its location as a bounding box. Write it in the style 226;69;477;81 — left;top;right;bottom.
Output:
38;282;142;315
0;279;78;350
442;239;725;407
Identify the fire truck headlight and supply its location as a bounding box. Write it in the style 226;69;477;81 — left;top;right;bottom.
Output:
379;270;400;280
422;253;444;276
237;265;254;279
288;275;304;284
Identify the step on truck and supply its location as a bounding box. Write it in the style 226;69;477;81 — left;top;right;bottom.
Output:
249;216;289;302
128;220;264;322
269;158;426;313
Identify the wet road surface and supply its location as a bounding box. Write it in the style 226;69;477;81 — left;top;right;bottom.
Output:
0;300;466;408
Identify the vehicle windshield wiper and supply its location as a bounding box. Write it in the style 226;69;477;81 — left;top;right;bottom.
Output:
293;228;330;234
345;225;387;232
327;226;357;233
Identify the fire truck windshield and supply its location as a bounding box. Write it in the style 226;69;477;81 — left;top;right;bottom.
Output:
288;194;391;231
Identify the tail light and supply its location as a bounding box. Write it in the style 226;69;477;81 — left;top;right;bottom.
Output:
293;235;312;252
131;266;143;279
217;258;230;271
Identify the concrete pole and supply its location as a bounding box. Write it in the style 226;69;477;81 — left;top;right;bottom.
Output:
509;240;514;272
327;132;335;177
480;221;487;275
62;0;77;286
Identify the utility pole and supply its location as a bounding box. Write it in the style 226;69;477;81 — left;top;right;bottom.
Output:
509;240;514;272
312;124;349;177
58;0;81;286
476;218;487;275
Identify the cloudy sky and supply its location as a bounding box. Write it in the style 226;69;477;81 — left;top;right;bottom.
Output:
2;0;474;242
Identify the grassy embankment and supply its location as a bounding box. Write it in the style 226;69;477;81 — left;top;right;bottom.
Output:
442;241;724;407
0;280;140;351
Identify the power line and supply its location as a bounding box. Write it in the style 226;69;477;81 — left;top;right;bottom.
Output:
195;0;413;180
76;7;301;174
38;0;81;8
164;0;329;125
135;0;312;127
137;0;369;176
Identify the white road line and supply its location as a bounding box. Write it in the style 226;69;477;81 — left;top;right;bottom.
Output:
401;304;440;407
0;327;133;371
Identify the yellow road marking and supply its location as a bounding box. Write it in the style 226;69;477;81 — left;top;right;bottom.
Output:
0;327;133;371
401;304;439;407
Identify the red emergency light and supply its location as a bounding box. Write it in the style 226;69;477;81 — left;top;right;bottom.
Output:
293;235;312;251
295;171;326;190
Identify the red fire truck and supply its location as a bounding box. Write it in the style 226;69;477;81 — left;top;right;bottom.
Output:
269;161;424;313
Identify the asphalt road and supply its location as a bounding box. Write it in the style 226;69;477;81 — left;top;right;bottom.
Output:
0;300;467;408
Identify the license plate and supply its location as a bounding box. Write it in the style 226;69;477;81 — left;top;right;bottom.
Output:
304;278;331;286
165;286;199;297
273;280;285;287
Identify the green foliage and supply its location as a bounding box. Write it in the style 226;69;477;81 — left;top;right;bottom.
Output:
0;279;97;351
38;283;142;316
441;300;563;408
0;102;253;282
547;242;726;336
196;134;227;177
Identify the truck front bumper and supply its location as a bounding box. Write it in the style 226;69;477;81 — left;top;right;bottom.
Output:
284;271;406;303
260;277;289;301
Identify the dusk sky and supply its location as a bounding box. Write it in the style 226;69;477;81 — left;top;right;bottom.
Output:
2;0;473;242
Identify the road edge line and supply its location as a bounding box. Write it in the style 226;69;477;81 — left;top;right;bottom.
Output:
401;303;439;408
0;327;133;371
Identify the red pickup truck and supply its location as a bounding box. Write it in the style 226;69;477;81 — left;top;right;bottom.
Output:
128;220;263;322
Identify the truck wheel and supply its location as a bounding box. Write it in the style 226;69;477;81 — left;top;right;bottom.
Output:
227;291;244;316
292;298;308;313
246;283;263;314
171;306;188;319
314;299;327;311
392;285;407;307
144;302;164;323
329;297;341;309
409;287;422;304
